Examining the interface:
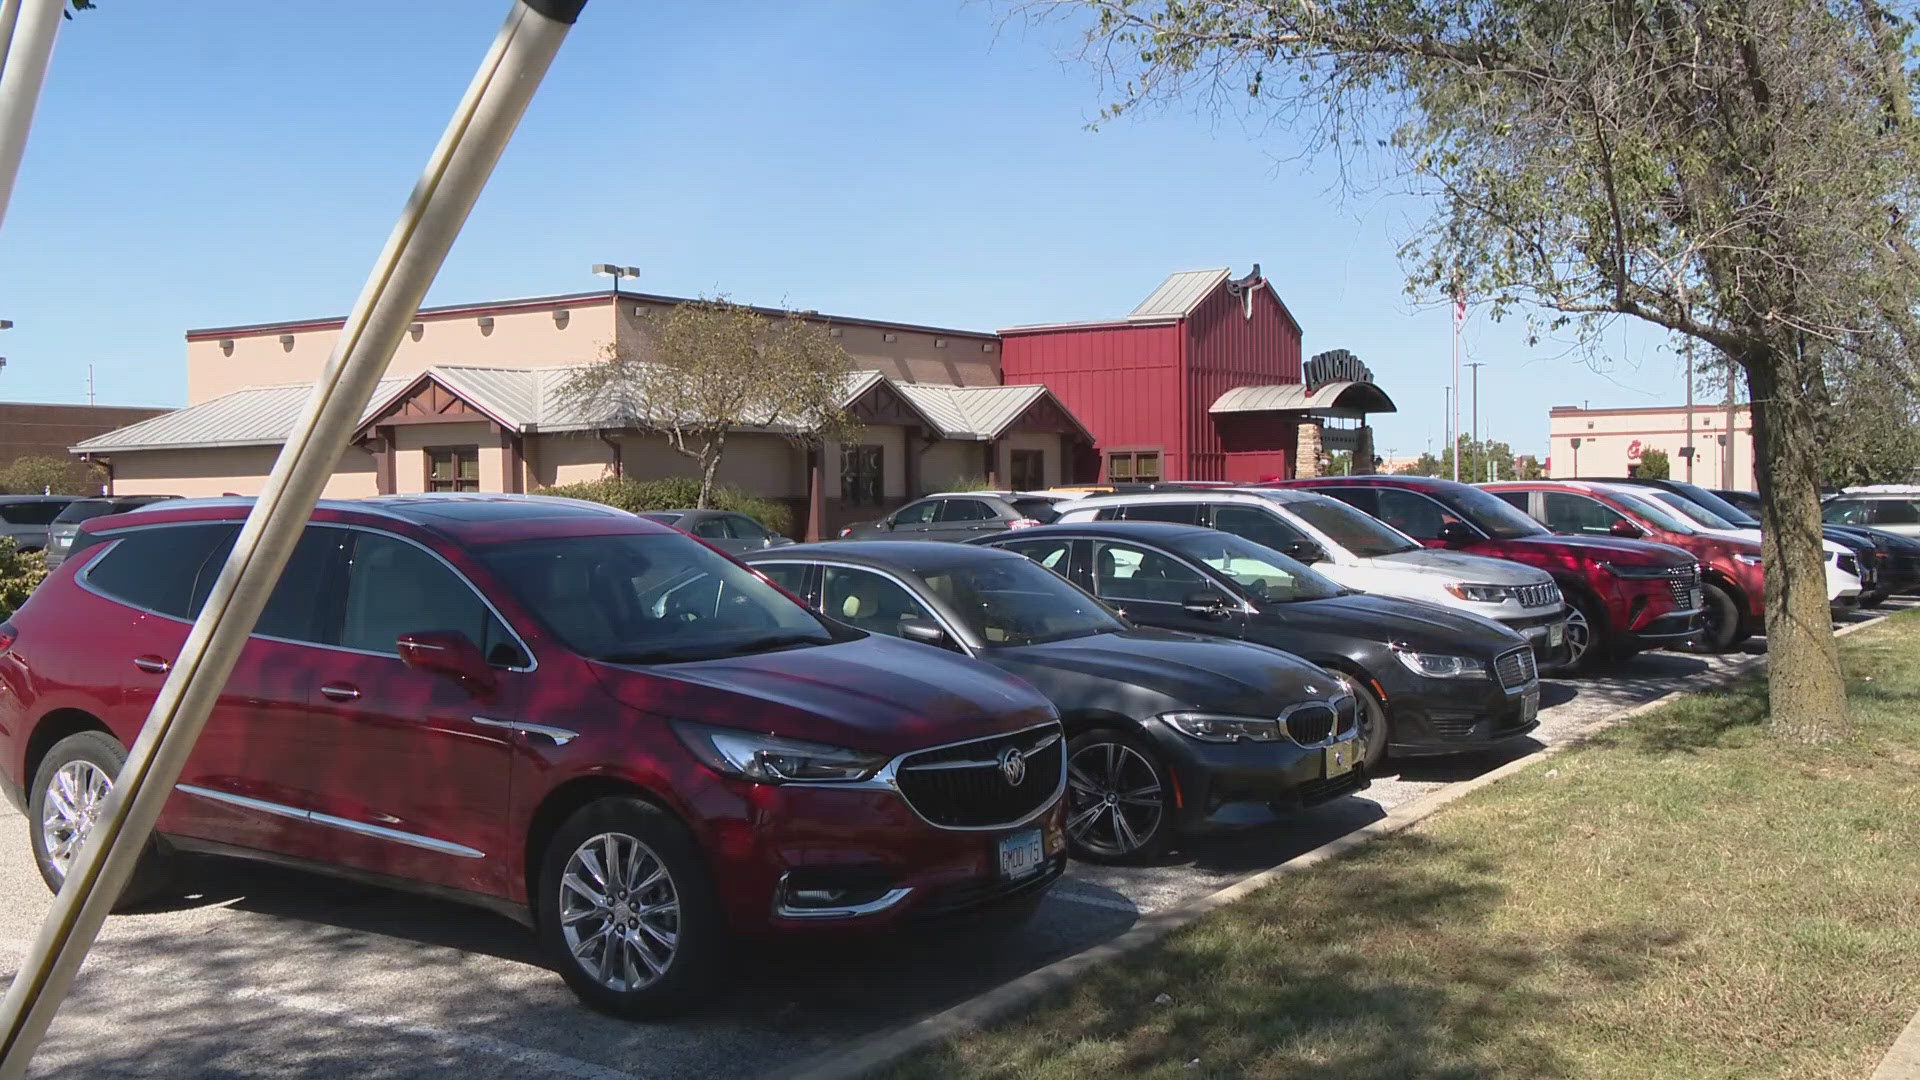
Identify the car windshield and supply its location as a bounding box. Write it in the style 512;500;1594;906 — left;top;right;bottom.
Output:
478;531;838;664
920;556;1124;646
637;512;684;526
1662;482;1758;527
1642;488;1739;530
1438;485;1551;539
1011;497;1062;524
1607;489;1701;534
1271;494;1420;557
1165;530;1346;602
52;500;117;525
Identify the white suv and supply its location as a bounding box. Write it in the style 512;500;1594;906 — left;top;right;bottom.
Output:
1055;488;1571;657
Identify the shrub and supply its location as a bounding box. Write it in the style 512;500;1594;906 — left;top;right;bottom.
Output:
541;475;794;537
941;475;995;492
0;537;47;620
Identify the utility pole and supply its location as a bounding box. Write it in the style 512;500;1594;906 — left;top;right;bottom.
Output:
85;364;93;406
1683;341;1695;482
1466;361;1486;482
1442;385;1451;473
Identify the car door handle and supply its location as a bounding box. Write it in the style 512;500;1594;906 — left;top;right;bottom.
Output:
132;655;170;674
319;682;362;702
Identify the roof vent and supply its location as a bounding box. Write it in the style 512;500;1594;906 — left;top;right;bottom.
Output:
278;334;295;352
477;315;495;335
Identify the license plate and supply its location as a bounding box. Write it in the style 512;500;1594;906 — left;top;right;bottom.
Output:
1689;588;1704;609
1324;739;1356;779
1548;621;1566;648
1521;689;1540;725
999;829;1045;880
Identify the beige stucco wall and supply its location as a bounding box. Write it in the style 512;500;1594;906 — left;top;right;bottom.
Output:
528;432;617;489
109;445;378;498
390;422;505;494
187;300;618;405
1548;405;1754;488
921;440;982;493
1002;432;1065;488
613;301;1000;388
613;432;809;500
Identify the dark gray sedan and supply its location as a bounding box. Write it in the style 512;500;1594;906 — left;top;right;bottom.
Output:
836;492;1068;542
635;509;794;555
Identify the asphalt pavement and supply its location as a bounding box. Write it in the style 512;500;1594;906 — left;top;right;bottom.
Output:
0;603;1901;1079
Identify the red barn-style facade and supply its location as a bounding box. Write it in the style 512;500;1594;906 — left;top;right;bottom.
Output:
1000;266;1396;482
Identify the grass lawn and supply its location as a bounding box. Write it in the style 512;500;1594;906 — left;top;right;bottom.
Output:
890;614;1920;1080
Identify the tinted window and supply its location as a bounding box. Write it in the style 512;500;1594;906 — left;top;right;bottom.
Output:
922;557;1124;645
1432;485;1548;540
1645;489;1737;530
754;562;811;597
728;515;770;540
1872;500;1920;525
637;513;683;526
1122;503;1204;526
1542;492;1624;535
0;502;68;526
253;528;351;643
1091;542;1209;605
479;532;832;663
1369;488;1461;540
1167;530;1345;602
690;516;731;539
1824;500;1870;524
85;525;238;619
52;500;118;526
1491;491;1529;512
1093;506;1125;521
342;532;524;666
938;498;996;522
997;536;1073;574
892;500;939;526
1277;496;1419;557
822;566;940;639
1210;505;1307;550
1010;497;1061;524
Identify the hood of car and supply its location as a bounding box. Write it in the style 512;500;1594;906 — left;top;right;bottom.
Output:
1477;533;1697;566
1260;592;1524;655
590;634;1057;756
990;629;1330;716
1369;548;1553;585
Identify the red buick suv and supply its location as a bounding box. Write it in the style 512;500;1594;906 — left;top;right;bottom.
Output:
0;495;1066;1016
1266;477;1704;671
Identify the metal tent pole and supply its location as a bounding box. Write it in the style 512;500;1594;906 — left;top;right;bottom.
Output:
0;2;586;1074
0;0;62;238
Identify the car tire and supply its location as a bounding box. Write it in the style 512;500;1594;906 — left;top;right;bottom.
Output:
1329;671;1389;773
1064;728;1174;864
536;797;725;1018
27;730;174;910
1689;582;1741;653
1557;591;1610;674
1860;590;1888;609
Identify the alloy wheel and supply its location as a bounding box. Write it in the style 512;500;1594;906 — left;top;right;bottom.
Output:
1065;741;1164;858
1562;607;1592;669
41;759;111;877
558;832;680;993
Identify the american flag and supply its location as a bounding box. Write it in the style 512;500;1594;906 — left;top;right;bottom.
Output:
1454;293;1467;325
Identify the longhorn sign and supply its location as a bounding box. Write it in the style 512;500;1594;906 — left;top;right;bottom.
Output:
1304;349;1375;392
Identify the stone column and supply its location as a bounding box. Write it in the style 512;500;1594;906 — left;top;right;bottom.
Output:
1296;421;1324;479
1355;424;1375;475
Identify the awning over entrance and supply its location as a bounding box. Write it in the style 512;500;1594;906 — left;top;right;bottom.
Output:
1209;380;1398;419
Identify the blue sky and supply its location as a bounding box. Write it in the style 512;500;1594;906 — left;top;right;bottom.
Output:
0;0;1689;458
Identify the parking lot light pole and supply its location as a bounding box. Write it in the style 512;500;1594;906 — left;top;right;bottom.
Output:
0;0;62;238
0;3;587;1075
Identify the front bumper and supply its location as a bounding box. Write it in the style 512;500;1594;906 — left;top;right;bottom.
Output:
1140;719;1368;835
1385;676;1541;757
1622;607;1705;647
1501;608;1570;660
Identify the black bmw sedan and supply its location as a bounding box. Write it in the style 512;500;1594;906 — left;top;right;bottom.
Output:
973;521;1542;772
742;541;1366;863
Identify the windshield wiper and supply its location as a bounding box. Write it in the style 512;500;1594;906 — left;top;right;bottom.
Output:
713;633;827;657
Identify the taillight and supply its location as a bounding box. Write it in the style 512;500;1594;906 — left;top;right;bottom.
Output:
0;622;16;654
1007;518;1041;530
838;527;853;537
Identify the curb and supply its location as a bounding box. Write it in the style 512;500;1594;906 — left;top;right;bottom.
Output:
779;612;1897;1080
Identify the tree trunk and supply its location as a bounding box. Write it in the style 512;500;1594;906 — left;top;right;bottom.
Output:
696;430;727;509
1746;350;1847;742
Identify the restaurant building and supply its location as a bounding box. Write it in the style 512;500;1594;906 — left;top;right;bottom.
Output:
1548;402;1755;489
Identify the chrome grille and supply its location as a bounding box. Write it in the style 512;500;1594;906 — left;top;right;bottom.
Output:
1282;702;1339;745
1666;564;1701;607
894;726;1063;829
1514;582;1562;608
1493;647;1537;690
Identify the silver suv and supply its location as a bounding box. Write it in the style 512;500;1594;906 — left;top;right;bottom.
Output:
1823;486;1920;538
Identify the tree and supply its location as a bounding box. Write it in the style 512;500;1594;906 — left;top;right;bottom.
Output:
1029;0;1920;739
561;298;860;509
0;455;106;496
1395;451;1443;477
1815;355;1920;487
1637;448;1671;480
1514;454;1547;480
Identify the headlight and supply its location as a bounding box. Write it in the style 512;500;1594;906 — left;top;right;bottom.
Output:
673;721;889;783
1601;561;1680;580
1160;712;1282;743
1736;553;1762;566
1444;583;1511;603
1392;649;1489;679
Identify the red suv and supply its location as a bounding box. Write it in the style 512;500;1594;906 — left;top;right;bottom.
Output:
0;495;1066;1016
1482;480;1762;652
1266;477;1703;671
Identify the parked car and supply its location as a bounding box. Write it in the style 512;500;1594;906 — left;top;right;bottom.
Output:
1822;486;1920;538
1268;476;1703;671
743;540;1365;862
0;494;1067;1016
40;494;181;569
1825;525;1920;598
1482;481;1790;651
1712;489;1763;517
974;521;1542;772
837;491;1069;541
633;509;794;555
0;496;76;553
1051;488;1571;660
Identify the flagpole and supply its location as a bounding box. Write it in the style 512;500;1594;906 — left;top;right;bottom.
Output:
0;0;63;238
1451;292;1462;482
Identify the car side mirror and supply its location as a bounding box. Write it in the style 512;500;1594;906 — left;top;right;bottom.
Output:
1609;518;1645;538
397;631;498;697
1437;521;1476;546
1280;539;1327;564
1182;590;1235;619
897;616;949;646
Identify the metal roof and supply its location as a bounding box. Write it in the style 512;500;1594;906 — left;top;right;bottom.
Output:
72;379;407;454
1128;268;1231;320
1209;380;1398;416
894;382;1089;441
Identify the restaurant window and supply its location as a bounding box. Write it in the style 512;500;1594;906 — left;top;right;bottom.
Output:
842;444;884;505
426;446;480;492
1010;449;1045;491
1106;450;1162;484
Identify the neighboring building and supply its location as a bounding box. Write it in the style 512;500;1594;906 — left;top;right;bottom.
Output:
0;401;169;473
1548;402;1754;488
999;267;1396;482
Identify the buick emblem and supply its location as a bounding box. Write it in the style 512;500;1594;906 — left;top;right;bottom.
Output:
999;746;1027;787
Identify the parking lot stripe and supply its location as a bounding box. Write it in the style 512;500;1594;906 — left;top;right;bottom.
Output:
1047;889;1144;915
